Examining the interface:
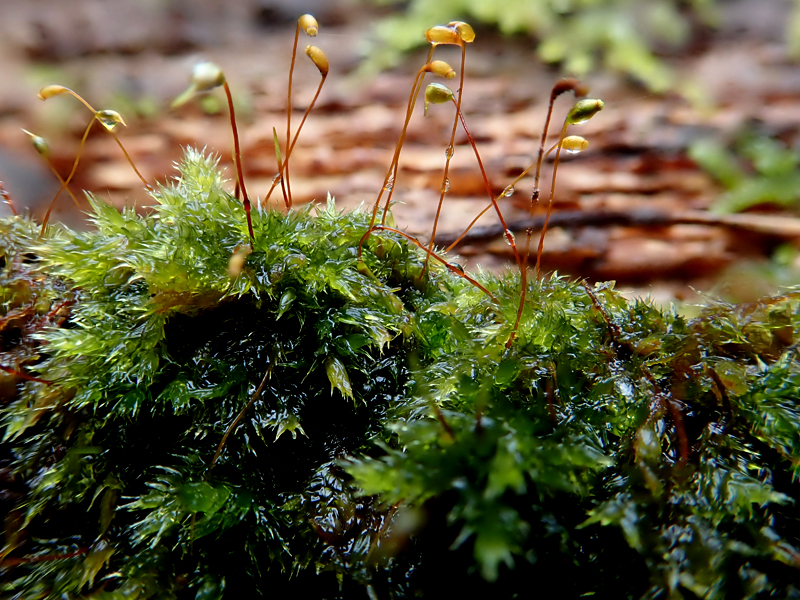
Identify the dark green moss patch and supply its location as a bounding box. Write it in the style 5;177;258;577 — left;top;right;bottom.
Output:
1;150;799;599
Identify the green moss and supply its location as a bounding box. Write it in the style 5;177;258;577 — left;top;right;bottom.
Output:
1;150;799;598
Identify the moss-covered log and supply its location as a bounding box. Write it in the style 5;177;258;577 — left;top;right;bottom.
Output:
1;150;798;599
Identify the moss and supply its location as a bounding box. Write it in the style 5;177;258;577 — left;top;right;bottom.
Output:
0;149;799;598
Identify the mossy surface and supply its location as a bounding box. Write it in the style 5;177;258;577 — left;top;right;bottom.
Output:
1;150;799;598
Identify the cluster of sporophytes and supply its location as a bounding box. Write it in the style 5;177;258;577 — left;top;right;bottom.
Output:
1;15;800;600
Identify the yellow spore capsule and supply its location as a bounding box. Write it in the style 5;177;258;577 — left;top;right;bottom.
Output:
425;25;461;46
447;21;476;43
38;85;70;101
427;60;456;79
560;135;589;153
305;45;329;77
298;14;319;37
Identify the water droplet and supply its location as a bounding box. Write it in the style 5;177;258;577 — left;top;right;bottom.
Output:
442;178;451;193
502;185;515;197
449;262;464;274
97;115;121;132
383;176;394;192
272;173;282;185
444;146;454;160
504;231;516;246
560;135;589;154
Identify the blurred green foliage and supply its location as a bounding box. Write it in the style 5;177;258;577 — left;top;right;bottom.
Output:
363;0;718;91
790;0;800;58
689;132;800;213
1;150;799;598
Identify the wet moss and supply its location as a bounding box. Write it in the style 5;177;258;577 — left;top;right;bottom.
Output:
1;150;799;598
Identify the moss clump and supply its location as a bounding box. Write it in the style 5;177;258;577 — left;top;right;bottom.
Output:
1;149;799;598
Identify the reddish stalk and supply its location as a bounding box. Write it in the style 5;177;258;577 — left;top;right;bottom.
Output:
263;71;328;209
23;131;82;212
274;16;320;209
0;181;17;215
535;120;569;276
40;87;149;189
37;86;150;234
424;43;466;272
45;164;81;209
286;74;325;169
0;365;52;385
222;81;254;241
41;118;96;235
368;49;436;232
444;124;568;254
208;361;274;475
358;224;496;301
271;126;290;209
285;22;303;206
432;401;455;441
111;136;149;190
1;547;89;567
507;79;585;348
664;394;689;466
442;97;520;266
446;124;588;254
378;70;425;224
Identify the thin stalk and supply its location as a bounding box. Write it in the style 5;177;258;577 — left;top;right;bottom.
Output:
111;134;149;189
56;87;96;113
41;118;95;235
358;224;496;301
47;87;149;190
377;66;427;223
424;43;466;272
208;361;274;475
1;548;89;567
269;126;290;209
222;81;254;241
443;97;520;266
368;47;436;231
45;163;81;208
285;75;326;207
263;73;327;208
285;23;302;207
270;126;290;209
445;138;553;253
431;399;455;441
535;121;569;277
507;80;583;348
0;365;52;385
0;181;17;215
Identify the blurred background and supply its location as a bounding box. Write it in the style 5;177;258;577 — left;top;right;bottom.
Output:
0;0;799;305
